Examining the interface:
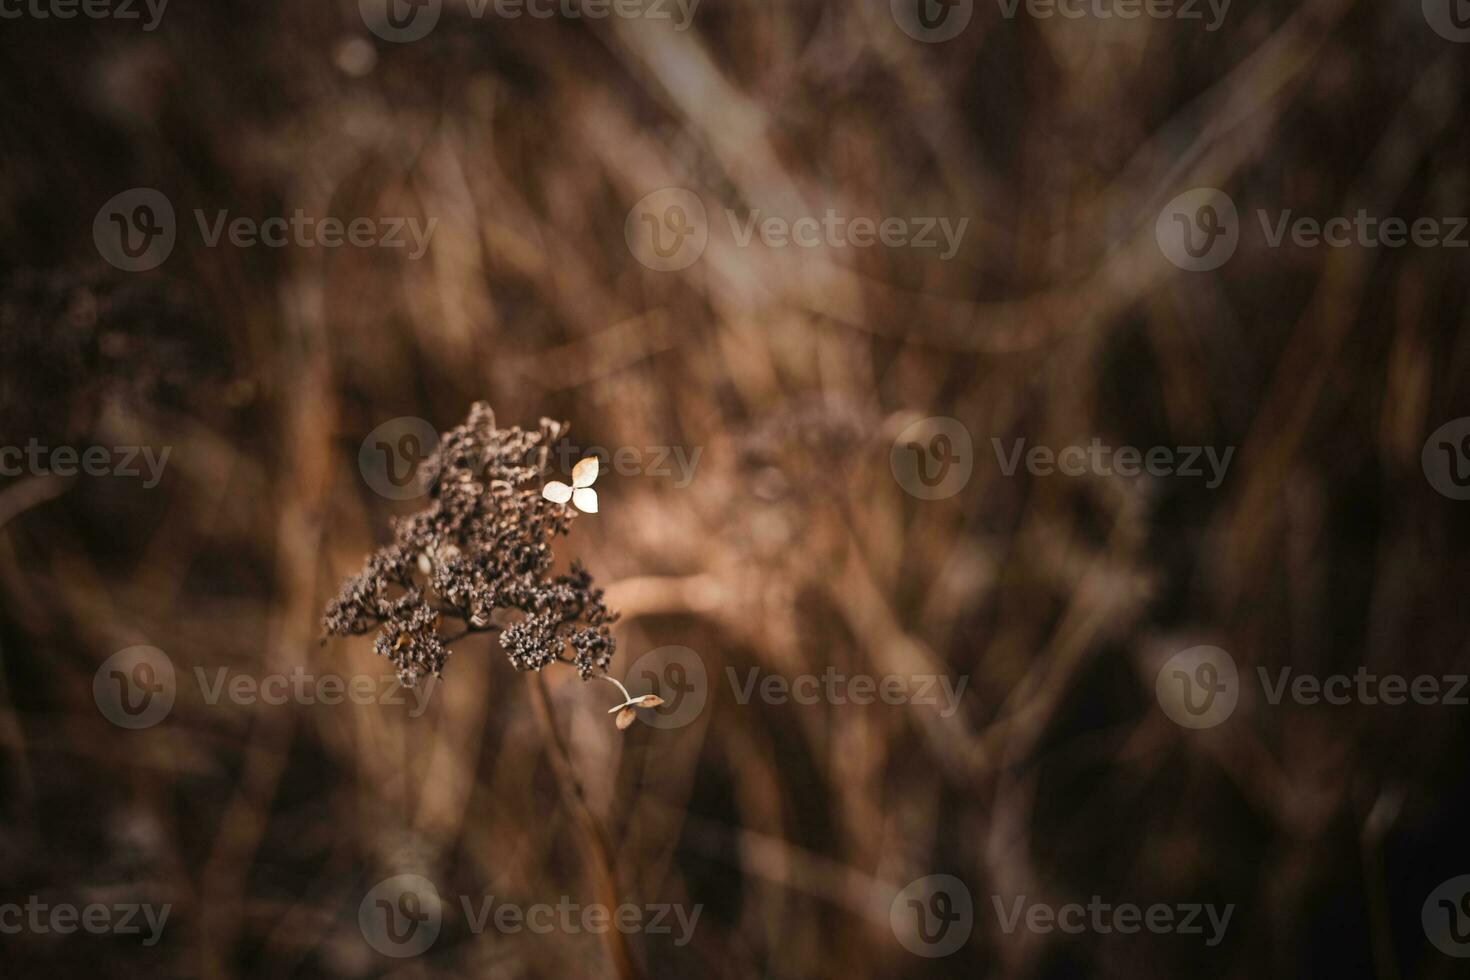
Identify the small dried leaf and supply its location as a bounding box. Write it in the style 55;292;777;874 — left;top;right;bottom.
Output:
572;456;599;488
629;694;665;708
615;706;637;731
572;487;598;514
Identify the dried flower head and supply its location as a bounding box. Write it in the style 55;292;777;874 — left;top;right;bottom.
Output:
322;403;619;689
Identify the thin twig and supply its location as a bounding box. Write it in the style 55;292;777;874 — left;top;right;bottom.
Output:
527;673;641;980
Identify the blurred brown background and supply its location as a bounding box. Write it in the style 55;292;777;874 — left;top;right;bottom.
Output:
2;0;1470;976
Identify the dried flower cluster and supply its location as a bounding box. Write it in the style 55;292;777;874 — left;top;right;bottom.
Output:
322;403;618;688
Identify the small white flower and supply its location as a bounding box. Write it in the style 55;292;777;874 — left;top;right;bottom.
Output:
542;456;600;513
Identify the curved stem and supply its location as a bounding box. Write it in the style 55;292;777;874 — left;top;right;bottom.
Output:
599;672;633;704
527;674;641;980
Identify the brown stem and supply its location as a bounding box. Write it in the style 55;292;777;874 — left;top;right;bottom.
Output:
528;673;642;980
440;622;500;644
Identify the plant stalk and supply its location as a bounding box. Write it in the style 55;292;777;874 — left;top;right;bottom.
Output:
528;673;642;980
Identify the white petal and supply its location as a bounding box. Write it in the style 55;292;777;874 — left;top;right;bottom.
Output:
572;456;599;488
542;481;573;504
572;487;598;513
